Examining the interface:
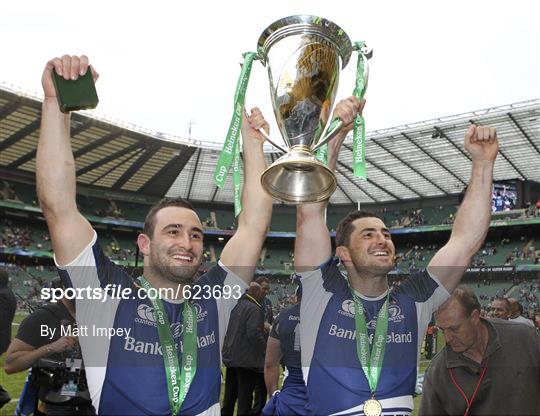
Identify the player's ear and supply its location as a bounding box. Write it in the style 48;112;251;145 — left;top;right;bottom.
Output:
137;233;151;256
336;246;351;263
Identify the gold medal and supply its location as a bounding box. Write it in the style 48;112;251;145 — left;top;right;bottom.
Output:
363;398;382;416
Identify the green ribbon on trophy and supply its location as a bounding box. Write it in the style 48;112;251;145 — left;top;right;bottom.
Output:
351;289;389;416
232;132;242;217
352;41;367;179
214;51;258;216
314;138;328;164
315;41;368;179
137;277;198;416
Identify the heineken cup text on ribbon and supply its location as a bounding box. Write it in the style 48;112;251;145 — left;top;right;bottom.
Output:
215;15;373;206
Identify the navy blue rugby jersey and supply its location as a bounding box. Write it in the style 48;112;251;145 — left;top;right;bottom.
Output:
299;258;449;416
56;231;247;415
268;303;308;416
270;303;301;369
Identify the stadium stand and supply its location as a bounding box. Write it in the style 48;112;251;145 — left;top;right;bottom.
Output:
0;87;538;322
0;85;538;415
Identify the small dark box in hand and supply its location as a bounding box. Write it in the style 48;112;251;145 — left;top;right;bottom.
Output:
52;68;99;113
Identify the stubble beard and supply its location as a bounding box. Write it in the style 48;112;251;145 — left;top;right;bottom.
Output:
352;255;394;278
149;250;200;285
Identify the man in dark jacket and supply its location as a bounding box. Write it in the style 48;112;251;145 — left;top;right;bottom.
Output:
4;278;95;415
420;285;540;415
0;268;16;409
222;282;267;415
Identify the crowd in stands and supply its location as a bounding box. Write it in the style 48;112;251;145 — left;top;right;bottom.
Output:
0;219;52;253
517;280;540;314
394;243;437;272
2;180;539;320
103;236;141;262
477;285;508;302
391;236;538;272
389;208;427;228
441;212;455;224
92;198;124;219
377;205;460;228
0;264;58;311
2;179;539;232
471;240;502;267
504;245;539;265
2;257;539;325
524;199;540;218
0;181;21;202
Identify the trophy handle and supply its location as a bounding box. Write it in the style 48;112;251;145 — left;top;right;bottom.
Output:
257;128;289;154
312;45;372;152
312;118;343;152
244;104;289;153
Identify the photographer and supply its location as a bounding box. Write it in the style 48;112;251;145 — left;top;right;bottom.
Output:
4;278;94;415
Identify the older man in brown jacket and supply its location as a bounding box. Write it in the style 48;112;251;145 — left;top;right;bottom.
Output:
420;286;540;415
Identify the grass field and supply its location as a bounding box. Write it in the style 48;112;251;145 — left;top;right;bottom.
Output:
0;313;444;415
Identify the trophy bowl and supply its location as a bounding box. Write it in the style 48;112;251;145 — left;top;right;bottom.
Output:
256;15;355;203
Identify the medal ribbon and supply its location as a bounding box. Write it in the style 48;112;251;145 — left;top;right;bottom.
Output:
352;290;389;396
214;51;258;216
138;277;198;416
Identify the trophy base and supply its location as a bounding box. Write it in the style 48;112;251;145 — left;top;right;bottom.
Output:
261;148;337;204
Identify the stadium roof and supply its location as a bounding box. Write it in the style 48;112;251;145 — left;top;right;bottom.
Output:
0;85;538;205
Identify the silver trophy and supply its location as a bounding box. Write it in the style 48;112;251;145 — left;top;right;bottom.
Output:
255;15;372;203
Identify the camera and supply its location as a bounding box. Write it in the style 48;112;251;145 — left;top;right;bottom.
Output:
33;357;90;404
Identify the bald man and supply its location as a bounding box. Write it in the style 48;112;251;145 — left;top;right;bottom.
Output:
421;286;540;415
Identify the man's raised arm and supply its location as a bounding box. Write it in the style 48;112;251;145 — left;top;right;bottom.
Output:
428;125;498;293
220;108;273;283
36;55;95;265
294;97;363;270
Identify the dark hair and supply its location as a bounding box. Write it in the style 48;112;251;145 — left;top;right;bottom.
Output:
0;268;9;287
450;285;482;317
335;210;383;247
143;197;195;237
492;296;511;312
50;277;65;290
255;276;270;286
